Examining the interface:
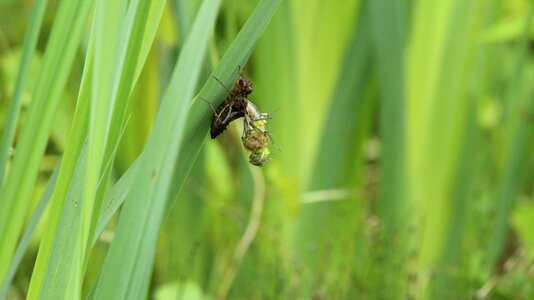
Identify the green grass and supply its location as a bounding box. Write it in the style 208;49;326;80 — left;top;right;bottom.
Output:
1;0;534;299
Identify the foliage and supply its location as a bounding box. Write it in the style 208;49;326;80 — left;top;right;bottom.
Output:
0;0;534;299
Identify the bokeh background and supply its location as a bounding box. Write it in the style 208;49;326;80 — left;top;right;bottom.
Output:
1;0;534;299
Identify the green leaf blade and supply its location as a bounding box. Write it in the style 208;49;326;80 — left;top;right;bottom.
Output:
89;0;221;298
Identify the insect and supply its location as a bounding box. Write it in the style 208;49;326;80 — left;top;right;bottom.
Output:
241;102;272;152
205;68;276;166
249;146;271;166
209;73;253;139
242;122;270;152
240;101;275;166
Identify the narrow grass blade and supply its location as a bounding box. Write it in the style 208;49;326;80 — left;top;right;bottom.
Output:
89;0;167;241
487;4;534;272
370;0;406;231
82;0;127;259
0;163;59;300
430;103;477;298
27;0;167;298
89;1;221;298
92;157;140;246
4;123;129;300
291;0;360;184
0;0;48;188
292;6;371;294
0;0;93;284
370;0;408;297
405;0;478;296
25;22;95;299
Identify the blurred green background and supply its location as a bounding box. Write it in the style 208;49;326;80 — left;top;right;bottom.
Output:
1;0;534;299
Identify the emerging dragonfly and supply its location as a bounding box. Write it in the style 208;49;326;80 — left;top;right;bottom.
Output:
207;68;275;166
241;102;274;166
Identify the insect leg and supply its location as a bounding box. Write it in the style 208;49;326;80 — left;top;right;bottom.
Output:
237;65;245;77
220;105;236;124
198;96;217;113
267;131;281;152
198;96;225;123
245;114;272;128
212;75;234;95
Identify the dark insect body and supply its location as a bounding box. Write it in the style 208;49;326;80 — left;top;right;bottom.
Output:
210;74;253;139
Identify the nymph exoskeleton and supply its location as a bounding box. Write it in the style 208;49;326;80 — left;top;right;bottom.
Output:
209;73;252;138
